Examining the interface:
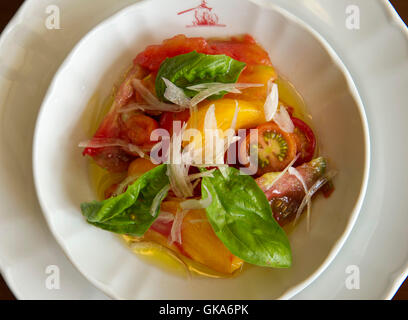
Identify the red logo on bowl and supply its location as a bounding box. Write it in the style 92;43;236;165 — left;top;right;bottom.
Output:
178;0;226;27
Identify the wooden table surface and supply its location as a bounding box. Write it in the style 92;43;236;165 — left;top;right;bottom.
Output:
0;0;407;300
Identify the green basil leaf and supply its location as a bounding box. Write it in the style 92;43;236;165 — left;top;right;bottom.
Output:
155;51;246;101
202;167;292;268
80;164;169;236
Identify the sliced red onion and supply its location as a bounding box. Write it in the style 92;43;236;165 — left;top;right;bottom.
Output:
273;105;295;133
288;166;311;230
263;154;300;191
118;103;160;113
132;79;184;112
187;169;216;182
167;164;193;199
78;138;145;158
188;82;263;92
162;78;191;108
180;185;213;210
151;184;170;217
191;179;201;191
166;124;194;198
201;103;242;168
204;104;217;130
114;175;140;195
264;79;279;121
180;199;209;210
294;170;338;231
204;104;225;165
189;163;228;168
169;209;188;245
230;100;240;131
155;211;175;224
188;83;263;106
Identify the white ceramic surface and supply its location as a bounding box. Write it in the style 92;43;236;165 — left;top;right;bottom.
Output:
33;0;368;299
0;0;407;300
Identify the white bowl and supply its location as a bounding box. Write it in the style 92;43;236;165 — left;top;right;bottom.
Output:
33;0;369;299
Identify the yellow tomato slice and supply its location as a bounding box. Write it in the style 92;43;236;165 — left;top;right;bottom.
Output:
185;99;266;150
144;200;243;275
226;65;277;101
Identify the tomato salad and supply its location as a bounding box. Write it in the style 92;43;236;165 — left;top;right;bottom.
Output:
80;34;335;276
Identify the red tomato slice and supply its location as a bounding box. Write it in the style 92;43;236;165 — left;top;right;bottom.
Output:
291;117;316;166
121;114;159;147
104;183;119;199
91;147;134;173
133;34;272;72
83;66;148;172
83;65;146;158
239;122;297;175
84;66;144;152
159;110;191;136
285;105;295;117
134;34;211;71
208;34;272;67
85;34;274;172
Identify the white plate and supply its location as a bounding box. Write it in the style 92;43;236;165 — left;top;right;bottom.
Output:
0;0;407;299
33;0;369;300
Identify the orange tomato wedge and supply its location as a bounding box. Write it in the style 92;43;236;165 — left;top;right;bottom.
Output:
226;65;277;101
145;200;243;275
184;99;266;152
